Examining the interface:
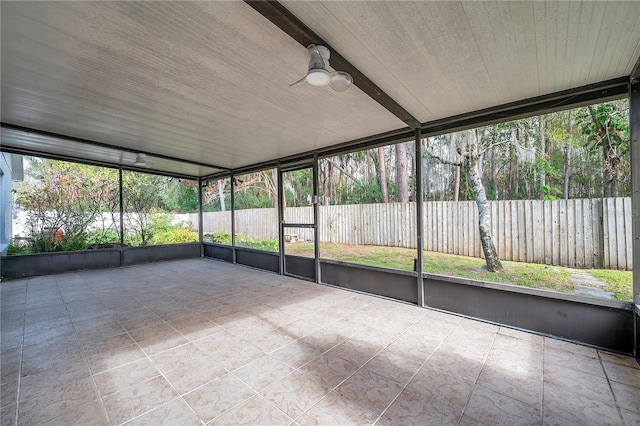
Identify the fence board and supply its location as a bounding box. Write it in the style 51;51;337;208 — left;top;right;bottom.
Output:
575;200;584;268
615;197;626;270
199;197;632;270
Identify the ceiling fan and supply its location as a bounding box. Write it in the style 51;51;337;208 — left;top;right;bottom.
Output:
289;44;353;92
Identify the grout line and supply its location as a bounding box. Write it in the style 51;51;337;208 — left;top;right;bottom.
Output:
597;350;627;425
11;279;27;426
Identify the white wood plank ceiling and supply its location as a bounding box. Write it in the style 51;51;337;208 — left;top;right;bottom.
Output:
2;1;639;176
282;1;640;123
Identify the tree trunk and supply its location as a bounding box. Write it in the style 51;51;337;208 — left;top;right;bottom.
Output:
218;179;226;212
457;130;502;272
395;143;409;202
453;152;461;201
563;110;573;200
378;147;389;203
538;116;546;199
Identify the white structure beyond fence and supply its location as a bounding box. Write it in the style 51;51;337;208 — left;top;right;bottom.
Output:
200;198;633;271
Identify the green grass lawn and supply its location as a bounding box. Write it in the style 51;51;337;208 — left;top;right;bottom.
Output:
286;242;631;299
588;269;633;301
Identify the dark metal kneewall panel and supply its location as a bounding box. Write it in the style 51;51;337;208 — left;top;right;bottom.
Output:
1;249;120;279
122;243;200;266
203;244;233;263
320;261;418;304
235;248;279;273
636;308;640;361
424;276;634;354
285;255;316;281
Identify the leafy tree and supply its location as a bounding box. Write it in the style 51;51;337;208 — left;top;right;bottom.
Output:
16;158;119;252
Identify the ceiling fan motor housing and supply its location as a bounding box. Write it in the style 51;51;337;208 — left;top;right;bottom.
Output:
306;45;331;86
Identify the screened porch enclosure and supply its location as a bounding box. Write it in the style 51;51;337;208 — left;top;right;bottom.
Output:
1;1;640;425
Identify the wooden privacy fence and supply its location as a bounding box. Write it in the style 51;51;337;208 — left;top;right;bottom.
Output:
200;197;633;270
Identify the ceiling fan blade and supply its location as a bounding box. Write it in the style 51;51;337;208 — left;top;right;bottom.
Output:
329;71;353;92
289;76;307;87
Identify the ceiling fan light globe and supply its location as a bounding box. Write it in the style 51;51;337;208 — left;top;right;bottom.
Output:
330;72;353;92
306;69;330;86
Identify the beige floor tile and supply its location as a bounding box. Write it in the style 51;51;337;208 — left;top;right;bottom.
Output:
81;332;137;358
476;364;542;406
543;381;622;425
362;349;423;386
270;340;324;368
382;387;463;426
485;346;542;376
620;408;640;426
182;373;256;423
610;381;640;413
544;363;615;405
498;327;544;345
94;358;162;397
544;337;598;358
1;404;16;426
598;351;640;370
336;368;404;415
209;341;266;371
127;322;176;343
177;320;225;341
297;391;379;426
102;375;178;425
420;351;484;385
261;371;330;420
233;355;295;392
602;360;640;389
279;319;322;339
21;354;91;384
124;397;201;426
47;400;110;426
0;381;18;409
544;346;605;377
88;344;148;374
407;366;474;411
299;353;359;389
151;343;210;373
300;328;347;354
137;332;190;356
210;394;292;425
383;334;437;365
492;333;543;356
18;375;98;425
325;339;380;367
464;385;540;426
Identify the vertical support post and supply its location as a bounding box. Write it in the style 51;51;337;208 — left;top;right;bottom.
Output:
415;129;425;306
231;173;236;264
630;73;640;359
277;164;285;275
313;154;321;283
198;178;204;257
118;166;124;267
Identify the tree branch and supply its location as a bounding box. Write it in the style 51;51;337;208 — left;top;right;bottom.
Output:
424;150;462;166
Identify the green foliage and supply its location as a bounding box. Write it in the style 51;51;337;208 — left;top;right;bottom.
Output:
86;229;120;247
205;231;232;244
7;239;32;255
236;236;279;252
541;185;562;200
150;228;198;245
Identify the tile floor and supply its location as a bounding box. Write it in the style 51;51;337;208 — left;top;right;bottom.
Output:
1;258;638;426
